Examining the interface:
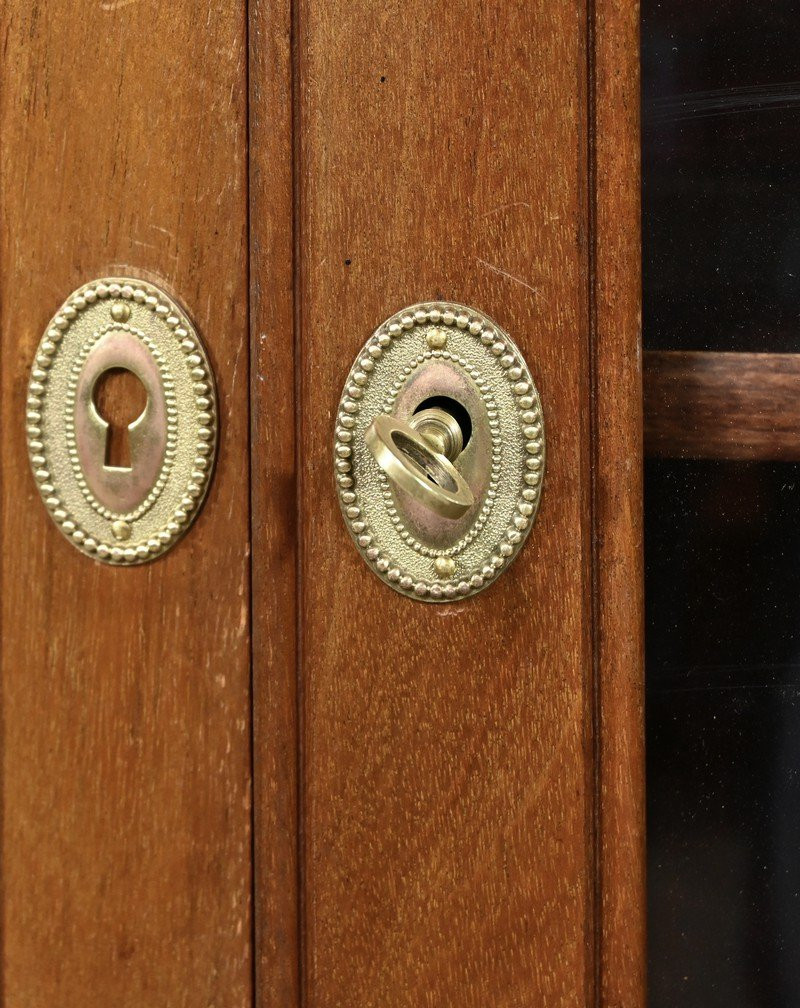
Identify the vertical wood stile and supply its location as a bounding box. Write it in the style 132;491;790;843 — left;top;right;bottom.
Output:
591;1;646;1005
0;4;253;1005
292;0;618;1004
249;0;301;1003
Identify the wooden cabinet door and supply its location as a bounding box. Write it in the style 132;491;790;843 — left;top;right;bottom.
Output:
1;2;644;1006
1;5;252;1007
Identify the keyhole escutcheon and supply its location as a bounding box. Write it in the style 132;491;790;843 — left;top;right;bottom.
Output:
92;367;148;470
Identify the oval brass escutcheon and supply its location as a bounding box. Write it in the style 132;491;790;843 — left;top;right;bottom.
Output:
27;277;217;564
334;302;545;601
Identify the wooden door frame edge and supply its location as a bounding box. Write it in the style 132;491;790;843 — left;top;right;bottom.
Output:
591;1;646;1005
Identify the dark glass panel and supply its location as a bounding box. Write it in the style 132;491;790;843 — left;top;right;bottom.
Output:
643;1;800;351
646;459;800;1007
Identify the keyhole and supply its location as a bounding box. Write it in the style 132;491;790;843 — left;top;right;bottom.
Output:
93;368;148;470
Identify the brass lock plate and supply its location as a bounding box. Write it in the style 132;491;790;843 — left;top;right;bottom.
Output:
27;277;217;564
334;302;545;601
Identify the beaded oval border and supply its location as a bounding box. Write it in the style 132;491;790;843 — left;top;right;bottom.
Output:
26;277;217;565
334;302;545;602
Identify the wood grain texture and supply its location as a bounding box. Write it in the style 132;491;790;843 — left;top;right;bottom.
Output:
593;2;646;1005
0;4;252;1006
249;0;301;1005
644;350;800;460
291;0;641;1003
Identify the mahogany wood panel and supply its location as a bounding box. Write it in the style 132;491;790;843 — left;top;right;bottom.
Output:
644;350;800;460
249;0;301;1005
594;3;646;1005
289;2;643;1006
0;4;251;1006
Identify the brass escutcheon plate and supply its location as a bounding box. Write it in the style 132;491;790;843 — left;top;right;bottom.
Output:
27;277;217;564
334;302;545;601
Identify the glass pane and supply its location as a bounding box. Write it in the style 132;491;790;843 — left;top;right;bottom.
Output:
643;2;800;999
643;1;800;352
646;459;800;1006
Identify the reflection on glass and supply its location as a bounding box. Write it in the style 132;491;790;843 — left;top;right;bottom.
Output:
643;1;800;352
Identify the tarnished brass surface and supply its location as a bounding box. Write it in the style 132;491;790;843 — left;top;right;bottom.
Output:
334;302;545;601
407;407;464;461
366;413;474;519
27;277;217;564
